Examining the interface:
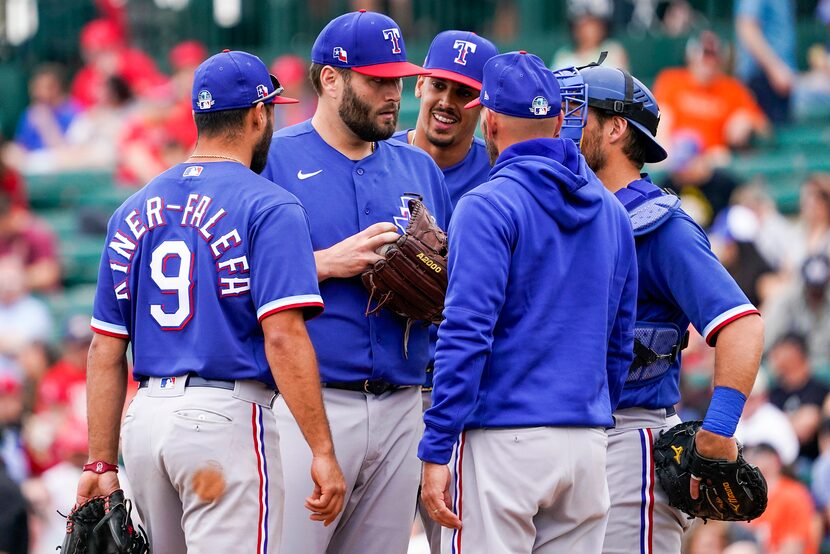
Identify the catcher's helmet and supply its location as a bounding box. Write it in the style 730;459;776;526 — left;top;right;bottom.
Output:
580;65;667;163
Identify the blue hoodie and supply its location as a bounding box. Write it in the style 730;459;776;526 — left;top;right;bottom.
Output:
419;138;638;465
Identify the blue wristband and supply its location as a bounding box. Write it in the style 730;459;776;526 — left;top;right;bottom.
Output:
702;386;747;437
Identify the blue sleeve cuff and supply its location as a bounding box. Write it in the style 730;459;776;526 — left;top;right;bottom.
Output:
418;424;457;465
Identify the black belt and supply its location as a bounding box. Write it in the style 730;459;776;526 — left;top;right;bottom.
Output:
138;375;236;391
323;379;411;396
666;406;677;417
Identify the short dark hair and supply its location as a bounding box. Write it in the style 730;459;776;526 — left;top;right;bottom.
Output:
309;63;350;96
593;109;648;169
772;332;809;356
194;107;250;140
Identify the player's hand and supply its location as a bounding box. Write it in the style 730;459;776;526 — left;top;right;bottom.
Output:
689;429;739;500
315;222;400;280
421;462;461;529
305;453;346;526
75;469;121;506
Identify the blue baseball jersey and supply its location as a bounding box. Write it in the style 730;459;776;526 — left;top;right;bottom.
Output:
616;177;759;410
420;138;637;464
391;130;491;205
91;162;323;388
262;120;452;385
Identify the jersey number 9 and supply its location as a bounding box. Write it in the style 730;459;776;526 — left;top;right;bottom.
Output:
150;240;194;330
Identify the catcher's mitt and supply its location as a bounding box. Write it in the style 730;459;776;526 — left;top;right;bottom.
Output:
60;489;149;554
653;420;767;522
362;197;448;351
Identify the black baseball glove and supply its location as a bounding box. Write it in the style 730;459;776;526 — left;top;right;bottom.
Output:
59;489;149;554
653;420;768;522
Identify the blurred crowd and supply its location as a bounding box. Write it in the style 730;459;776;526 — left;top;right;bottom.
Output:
1;0;830;553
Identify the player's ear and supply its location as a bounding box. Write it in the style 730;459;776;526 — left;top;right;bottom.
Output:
251;102;267;131
319;65;341;99
414;76;425;99
553;111;563;138
483;108;497;139
608;115;629;145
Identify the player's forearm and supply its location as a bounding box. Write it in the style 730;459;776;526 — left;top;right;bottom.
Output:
313;249;334;282
265;316;335;456
736;17;786;75
86;334;130;464
711;314;764;396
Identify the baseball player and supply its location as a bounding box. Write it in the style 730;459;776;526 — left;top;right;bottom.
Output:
419;51;638;553
562;64;764;553
391;29;497;552
392;30;498;205
74;50;345;554
260;11;451;554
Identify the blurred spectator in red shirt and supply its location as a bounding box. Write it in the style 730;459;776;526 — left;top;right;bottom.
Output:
0;141;27;211
746;443;820;554
35;315;91;418
70;18;166;110
654;31;768;157
14;64;80;152
270;54;317;129
162;40;207;153
0;192;60;292
116;40;206;187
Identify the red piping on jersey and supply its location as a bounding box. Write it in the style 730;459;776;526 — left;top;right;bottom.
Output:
704;309;760;346
90;325;129;339
258;301;325;322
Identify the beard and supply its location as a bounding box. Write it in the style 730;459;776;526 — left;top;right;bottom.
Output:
339;80;398;142
482;119;499;165
250;115;273;174
579;128;607;174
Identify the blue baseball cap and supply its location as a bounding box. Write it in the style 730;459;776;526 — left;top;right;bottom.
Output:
311;10;428;78
422;30;498;91
192;49;298;113
465;51;561;119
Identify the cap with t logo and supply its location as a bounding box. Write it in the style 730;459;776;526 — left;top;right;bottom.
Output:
311;10;429;78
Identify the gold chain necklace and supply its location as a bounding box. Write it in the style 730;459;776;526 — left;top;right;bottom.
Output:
188;154;244;164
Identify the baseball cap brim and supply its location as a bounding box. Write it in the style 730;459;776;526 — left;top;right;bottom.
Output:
353;61;430;78
423;68;483;91
464;98;481;109
628;119;668;163
257;74;300;105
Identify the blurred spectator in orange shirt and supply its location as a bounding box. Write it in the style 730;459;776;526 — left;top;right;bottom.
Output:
653;31;769;156
746;443;820;554
270;54;317;129
0;193;60;292
70;19;166;110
